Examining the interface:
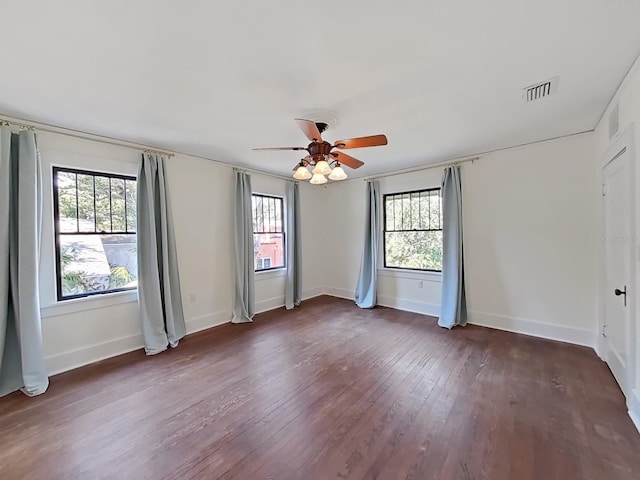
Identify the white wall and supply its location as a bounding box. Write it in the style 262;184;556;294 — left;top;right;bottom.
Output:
322;169;444;316
36;131;325;375
594;54;640;429
464;134;597;345
321;133;598;347
250;174;325;312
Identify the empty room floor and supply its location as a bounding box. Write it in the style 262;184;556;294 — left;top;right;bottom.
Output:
1;296;638;479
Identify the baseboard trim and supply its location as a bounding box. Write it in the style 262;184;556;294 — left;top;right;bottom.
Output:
46;309;232;376
45;333;144;376
378;295;439;317
255;295;285;314
468;310;596;348
302;287;325;300
324;287;354;300
319;292;597;348
629;389;640;434
186;310;231;334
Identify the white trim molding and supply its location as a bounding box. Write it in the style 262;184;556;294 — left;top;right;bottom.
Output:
46;309;232;376
45;333;144;376
468;310;596;348
302;287;325;300
41;290;138;318
629;389;640;433
377;295;439;317
185;310;232;335
324;287;355;300
377;268;442;283
255;295;286;314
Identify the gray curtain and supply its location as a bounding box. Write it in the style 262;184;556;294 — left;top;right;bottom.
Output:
285;182;302;310
438;166;467;328
137;153;186;354
355;180;380;309
0;127;49;397
232;170;255;323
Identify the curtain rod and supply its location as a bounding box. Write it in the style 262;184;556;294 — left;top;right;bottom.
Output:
364;156;479;181
233;166;293;182
0;114;296;180
143;149;175;158
1;119;35;131
1;116;178;158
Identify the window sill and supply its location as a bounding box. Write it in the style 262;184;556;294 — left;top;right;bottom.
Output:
41;290;138;318
255;268;287;281
377;268;442;282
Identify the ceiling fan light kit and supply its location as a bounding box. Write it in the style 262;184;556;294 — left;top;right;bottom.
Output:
293;164;312;180
310;173;328;185
253;118;388;183
328;165;348;181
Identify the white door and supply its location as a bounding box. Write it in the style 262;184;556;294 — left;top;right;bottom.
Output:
603;146;633;396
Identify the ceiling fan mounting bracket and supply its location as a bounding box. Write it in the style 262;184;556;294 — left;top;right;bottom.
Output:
315;122;329;134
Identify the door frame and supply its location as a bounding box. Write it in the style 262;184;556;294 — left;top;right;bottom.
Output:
598;125;636;404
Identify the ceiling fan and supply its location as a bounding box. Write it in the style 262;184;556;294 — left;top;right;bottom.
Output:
253;118;388;184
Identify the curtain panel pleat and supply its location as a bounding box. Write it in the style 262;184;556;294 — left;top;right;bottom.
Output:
137;153;186;354
355;180;380;309
285;182;302;310
0;127;49;397
438;166;467;328
232;170;255;323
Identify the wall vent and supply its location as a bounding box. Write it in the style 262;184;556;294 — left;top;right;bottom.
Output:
523;77;559;102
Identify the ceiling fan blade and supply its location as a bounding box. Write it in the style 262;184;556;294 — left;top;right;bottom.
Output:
333;134;388;149
295;118;323;143
332;151;364;169
253;147;308;151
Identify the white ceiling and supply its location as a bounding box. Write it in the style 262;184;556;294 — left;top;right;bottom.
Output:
2;1;640;178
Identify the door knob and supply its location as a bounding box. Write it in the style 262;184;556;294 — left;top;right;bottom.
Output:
614;286;627;306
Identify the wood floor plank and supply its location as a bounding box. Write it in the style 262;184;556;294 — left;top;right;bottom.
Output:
1;296;639;479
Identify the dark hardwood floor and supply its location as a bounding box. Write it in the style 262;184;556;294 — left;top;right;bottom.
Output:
1;296;639;479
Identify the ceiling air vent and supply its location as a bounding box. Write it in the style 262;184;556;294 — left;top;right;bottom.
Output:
523;77;559;102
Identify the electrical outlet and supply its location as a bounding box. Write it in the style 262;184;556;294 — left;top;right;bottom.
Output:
189;293;197;303
417;281;423;289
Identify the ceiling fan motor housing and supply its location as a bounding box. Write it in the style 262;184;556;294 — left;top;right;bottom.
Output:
307;140;335;164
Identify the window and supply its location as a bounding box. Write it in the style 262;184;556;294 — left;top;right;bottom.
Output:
252;194;285;271
384;188;443;271
53;167;137;300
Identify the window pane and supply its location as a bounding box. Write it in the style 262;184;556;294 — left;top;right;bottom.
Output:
111;178;126;232
253;233;284;270
385;230;443;271
125;180;137;232
419;191;429;230
94;176;111;232
77;174;96;232
57;171;78;233
401;194;411;230
430;192;442;230
253;196;264;232
274;198;282;231
60;234;137;297
385;197;394;231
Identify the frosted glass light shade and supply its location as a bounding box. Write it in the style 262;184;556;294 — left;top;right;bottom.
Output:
312;160;332;175
310;173;328;185
328;166;347;180
293;165;312;180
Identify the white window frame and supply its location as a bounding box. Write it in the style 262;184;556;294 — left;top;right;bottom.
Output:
39;146;139;318
251;193;286;273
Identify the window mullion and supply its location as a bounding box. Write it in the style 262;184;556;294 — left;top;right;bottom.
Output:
75;173;79;233
108;177;113;232
124;181;128;234
91;175;96;233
